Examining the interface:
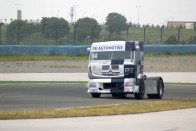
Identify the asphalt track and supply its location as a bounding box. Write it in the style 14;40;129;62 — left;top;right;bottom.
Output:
0;83;195;112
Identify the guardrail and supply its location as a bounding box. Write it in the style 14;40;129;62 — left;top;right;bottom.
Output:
144;45;196;54
0;44;195;56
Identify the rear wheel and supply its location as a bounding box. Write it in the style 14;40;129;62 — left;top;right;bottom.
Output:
91;93;101;98
134;80;145;100
147;78;164;99
155;79;164;99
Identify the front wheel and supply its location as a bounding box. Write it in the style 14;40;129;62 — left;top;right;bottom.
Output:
91;93;101;98
134;80;145;100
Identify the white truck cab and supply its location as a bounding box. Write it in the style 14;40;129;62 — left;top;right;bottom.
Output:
87;41;164;99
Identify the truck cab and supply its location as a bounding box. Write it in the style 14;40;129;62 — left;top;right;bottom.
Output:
87;41;164;99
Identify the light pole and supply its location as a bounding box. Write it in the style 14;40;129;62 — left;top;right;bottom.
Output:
73;24;78;44
91;25;96;43
136;6;141;27
160;25;164;43
178;26;182;43
85;36;90;45
169;17;175;28
126;23;131;40
70;5;78;24
143;25;147;43
73;5;78;23
0;23;4;44
17;22;23;45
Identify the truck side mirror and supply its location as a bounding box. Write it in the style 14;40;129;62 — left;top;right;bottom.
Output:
143;75;147;80
135;41;140;51
87;48;91;52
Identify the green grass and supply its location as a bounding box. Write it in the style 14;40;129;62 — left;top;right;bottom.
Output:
100;27;196;44
0;99;195;120
121;27;196;44
0;55;88;61
1;24;196;44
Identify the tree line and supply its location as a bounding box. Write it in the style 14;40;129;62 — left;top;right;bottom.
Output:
5;13;128;44
2;12;196;45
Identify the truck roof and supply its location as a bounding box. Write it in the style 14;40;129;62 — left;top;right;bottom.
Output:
90;41;144;52
91;41;127;46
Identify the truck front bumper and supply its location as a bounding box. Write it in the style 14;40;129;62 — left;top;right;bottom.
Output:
87;78;139;94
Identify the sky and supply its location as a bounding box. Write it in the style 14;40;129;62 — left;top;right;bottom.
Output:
0;0;196;26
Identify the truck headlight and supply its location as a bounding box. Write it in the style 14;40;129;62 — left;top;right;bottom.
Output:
89;82;96;88
124;82;132;87
124;82;133;92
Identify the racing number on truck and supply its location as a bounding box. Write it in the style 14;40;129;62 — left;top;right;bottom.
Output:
124;65;136;78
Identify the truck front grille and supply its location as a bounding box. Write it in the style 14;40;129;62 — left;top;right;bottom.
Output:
102;72;120;76
102;65;109;70
103;83;123;89
102;65;119;70
111;65;119;70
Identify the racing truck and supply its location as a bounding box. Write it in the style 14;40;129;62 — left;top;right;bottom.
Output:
87;41;164;99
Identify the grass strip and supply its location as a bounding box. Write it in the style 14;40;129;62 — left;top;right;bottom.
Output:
0;55;88;61
0;99;196;120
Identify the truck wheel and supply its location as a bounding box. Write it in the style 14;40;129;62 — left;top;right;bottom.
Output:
134;80;145;100
147;79;164;99
155;79;164;99
91;93;101;98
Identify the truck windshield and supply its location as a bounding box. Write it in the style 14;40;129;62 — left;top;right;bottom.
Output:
90;51;133;60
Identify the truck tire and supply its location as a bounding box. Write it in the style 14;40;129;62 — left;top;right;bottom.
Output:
155;79;164;99
91;93;101;98
147;78;164;99
134;80;145;100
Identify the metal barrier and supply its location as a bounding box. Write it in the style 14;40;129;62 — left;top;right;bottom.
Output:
0;45;195;56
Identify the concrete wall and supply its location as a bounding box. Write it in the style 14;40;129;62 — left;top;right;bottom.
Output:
0;45;195;56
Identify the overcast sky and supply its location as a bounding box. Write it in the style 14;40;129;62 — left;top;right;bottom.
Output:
0;0;195;25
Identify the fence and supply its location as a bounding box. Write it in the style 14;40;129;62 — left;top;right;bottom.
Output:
0;45;195;56
0;23;196;45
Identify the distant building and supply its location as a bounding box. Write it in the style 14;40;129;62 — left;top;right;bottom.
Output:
167;21;195;29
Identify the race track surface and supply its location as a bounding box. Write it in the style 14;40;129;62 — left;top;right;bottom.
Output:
0;83;195;112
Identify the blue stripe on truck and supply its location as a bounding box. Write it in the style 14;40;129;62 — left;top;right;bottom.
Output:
125;42;136;51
